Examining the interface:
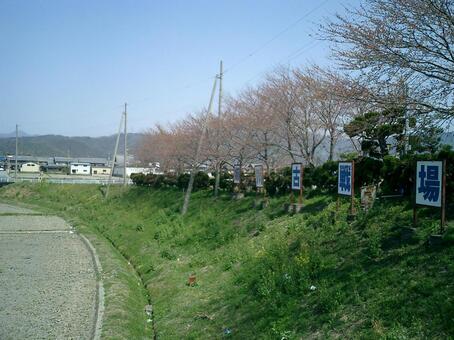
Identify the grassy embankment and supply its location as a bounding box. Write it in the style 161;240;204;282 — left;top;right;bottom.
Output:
1;182;453;339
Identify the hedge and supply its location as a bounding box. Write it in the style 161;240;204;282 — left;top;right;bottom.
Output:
130;147;453;202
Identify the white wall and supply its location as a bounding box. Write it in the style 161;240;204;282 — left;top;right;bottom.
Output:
21;163;40;173
70;163;91;175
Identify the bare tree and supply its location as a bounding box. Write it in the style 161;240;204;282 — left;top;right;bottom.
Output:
322;0;454;119
232;87;282;172
260;67;300;162
290;70;328;166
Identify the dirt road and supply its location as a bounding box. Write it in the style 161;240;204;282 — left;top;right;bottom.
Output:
0;203;102;339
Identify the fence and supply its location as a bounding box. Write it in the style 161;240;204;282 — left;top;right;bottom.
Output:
0;176;133;185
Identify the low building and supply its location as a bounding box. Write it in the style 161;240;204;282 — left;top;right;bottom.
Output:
113;166;153;178
70;162;91;175
21;162;40;173
91;166;111;176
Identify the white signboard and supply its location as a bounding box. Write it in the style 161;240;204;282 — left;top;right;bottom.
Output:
255;165;264;188
291;163;302;190
233;165;241;184
416;161;442;207
338;162;352;196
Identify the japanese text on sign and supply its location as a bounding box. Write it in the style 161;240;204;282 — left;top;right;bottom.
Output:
338;162;352;196
291;163;302;190
416;161;442;207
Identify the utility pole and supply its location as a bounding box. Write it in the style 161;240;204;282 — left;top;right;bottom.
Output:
123;102;128;186
214;60;223;198
105;112;124;199
15;124;18;180
182;76;218;215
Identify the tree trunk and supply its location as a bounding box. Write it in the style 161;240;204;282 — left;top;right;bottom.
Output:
329;136;335;161
214;161;221;197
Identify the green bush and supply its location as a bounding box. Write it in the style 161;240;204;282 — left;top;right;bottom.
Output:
208;172;234;191
355;157;383;187
304;161;338;193
176;172;210;191
264;168;290;196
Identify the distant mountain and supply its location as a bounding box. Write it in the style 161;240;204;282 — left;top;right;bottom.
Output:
0;133;144;158
441;131;454;147
0;130;31;138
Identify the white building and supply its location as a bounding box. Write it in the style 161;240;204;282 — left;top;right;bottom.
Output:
21;162;40;173
113;166;155;178
70;163;91;175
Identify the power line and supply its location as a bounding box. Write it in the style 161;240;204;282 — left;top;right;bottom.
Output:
224;0;330;74
242;38;323;85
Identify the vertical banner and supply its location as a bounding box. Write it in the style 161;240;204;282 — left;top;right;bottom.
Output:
338;162;353;196
233;164;241;184
255;164;264;188
291;163;302;190
415;161;442;207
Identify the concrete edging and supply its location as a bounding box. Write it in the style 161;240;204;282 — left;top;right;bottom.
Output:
78;232;105;340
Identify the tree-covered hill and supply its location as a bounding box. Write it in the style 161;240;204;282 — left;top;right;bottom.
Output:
0;133;144;158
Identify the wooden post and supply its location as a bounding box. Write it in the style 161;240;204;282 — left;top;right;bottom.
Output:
299;166;303;205
351;160;355;215
412;166;417;228
413;204;418;228
440;159;446;234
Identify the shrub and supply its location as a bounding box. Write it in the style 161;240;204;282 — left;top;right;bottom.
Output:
176;172;210;191
208;172;234;191
264;168;290;196
306;161;338;193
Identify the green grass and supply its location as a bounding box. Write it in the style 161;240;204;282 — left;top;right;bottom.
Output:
1;182;453;339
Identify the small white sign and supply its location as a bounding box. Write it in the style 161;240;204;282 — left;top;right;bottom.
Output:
338;162;352;196
416;161;442;207
291;163;302;190
233;165;241;184
255;165;264;188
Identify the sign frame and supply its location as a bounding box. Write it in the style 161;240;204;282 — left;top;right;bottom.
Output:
337;160;356;216
338;161;353;196
414;159;446;233
291;163;302;190
415;160;443;208
291;162;304;205
233;164;241;184
255;164;264;188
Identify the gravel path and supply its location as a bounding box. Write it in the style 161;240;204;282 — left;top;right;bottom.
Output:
0;204;100;339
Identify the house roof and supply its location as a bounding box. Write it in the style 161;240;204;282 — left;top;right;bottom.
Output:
54;157;74;162
9;155;51;163
77;157;107;164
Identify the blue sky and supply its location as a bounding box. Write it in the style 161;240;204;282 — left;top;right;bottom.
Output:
0;0;359;136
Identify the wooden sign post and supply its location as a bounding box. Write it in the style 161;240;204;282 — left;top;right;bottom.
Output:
255;164;264;207
232;163;244;199
414;160;446;234
290;163;304;212
338;161;355;217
